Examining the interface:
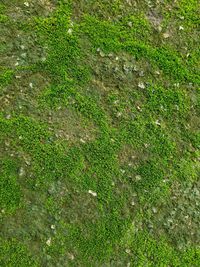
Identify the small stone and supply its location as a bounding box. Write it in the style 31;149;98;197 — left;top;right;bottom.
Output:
15;75;21;79
152;207;157;213
51;225;55;230
68;253;75;260
179;25;184;30
136;106;142;112
20;45;25;50
131;201;135;206
67;28;73;35
15;62;19;66
127;21;133;27
29;82;33;88
116;112;122;117
97;48;101;52
108;53;113;57
155;70;160;75
100;51;105;57
125;248;131;254
163;32;170;39
19;167;25;177
6;114;11;119
88;190;97;197
21;53;26;58
139;71;145;77
138;81;145;89
155;120;161;126
46;238;51;246
24;2;29;7
115;56;119;61
135;175;141;181
80;138;86;143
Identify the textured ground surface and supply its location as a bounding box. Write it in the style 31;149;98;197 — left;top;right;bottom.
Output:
0;0;200;266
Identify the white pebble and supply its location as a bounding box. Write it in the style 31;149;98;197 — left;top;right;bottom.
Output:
138;81;145;89
46;238;51;246
163;32;170;39
88;190;97;197
67;28;73;35
155;120;161;126
116;112;122;117
24;2;29;7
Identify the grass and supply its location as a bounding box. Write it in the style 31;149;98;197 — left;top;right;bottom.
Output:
0;0;199;266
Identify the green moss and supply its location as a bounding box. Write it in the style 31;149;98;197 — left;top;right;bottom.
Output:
0;69;14;89
0;1;199;266
0;238;38;267
0;159;21;213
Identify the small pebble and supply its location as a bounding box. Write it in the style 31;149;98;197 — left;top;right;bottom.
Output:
24;2;29;7
127;21;133;27
29;82;33;88
80;138;86;144
136;106;142;112
163;32;170;39
155;120;161;126
179;25;184;30
152;207;157;213
88;190;97;197
68;253;75;260
19;167;25;177
100;51;105;57
46;238;51;246
21;53;26;58
131;201;135;206
138;82;145;89
6;114;11;119
135;175;141;181
67;28;73;35
125;248;131;254
51;225;55;230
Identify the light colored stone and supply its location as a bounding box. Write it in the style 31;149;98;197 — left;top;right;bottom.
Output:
138;81;145;89
67;28;73;35
163;32;170;38
88;190;97;197
46;238;51;246
24;2;29;7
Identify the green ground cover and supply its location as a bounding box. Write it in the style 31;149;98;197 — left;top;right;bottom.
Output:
0;0;199;266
